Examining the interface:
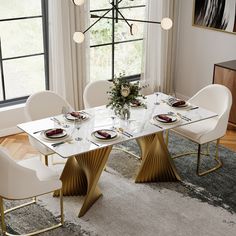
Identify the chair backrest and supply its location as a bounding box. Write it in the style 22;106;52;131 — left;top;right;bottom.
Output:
189;84;232;115
25;90;73;121
189;84;232;135
83;80;112;108
0;148;38;199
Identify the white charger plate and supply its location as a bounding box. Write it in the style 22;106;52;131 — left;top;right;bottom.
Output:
40;129;69;141
64;112;89;122
153;114;179;124
91;129;119;142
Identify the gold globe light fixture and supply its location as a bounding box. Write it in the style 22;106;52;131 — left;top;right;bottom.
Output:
161;17;173;30
73;0;173;44
72;0;85;6
73;31;85;44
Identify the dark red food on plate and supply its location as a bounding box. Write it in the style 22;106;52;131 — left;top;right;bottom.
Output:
46;128;63;137
157;114;172;123
97;130;111;139
131;100;141;106
172;100;186;107
70;111;82;118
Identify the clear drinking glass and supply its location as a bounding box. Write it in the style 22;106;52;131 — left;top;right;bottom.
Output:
62;106;70;116
154;92;160;105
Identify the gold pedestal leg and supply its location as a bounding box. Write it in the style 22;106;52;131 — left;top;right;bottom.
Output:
54;156;87;196
135;132;181;183
55;146;112;217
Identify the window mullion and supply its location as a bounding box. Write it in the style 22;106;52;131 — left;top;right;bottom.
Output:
0;0;48;106
0;39;6;101
41;0;49;90
112;1;115;80
89;1;145;82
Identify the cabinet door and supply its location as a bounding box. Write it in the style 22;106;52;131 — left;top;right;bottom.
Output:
214;66;236;125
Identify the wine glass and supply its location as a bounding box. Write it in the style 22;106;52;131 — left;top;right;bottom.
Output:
154;92;160;105
62;106;70;116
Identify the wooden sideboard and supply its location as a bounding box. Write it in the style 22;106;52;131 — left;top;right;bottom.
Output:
213;60;236;127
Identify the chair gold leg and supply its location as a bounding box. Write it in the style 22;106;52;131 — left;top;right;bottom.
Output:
135;132;181;183
60;189;64;225
206;142;210;156
196;144;202;175
196;139;222;176
44;155;48;166
4;198;36;214
1;190;63;236
0;197;6;235
172;142;211;160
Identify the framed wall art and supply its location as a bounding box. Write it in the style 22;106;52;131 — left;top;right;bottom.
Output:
193;0;236;35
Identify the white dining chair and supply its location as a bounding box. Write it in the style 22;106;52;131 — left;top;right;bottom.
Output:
0;148;63;236
83;80;141;159
83;80;112;108
25;90;74;166
171;84;232;176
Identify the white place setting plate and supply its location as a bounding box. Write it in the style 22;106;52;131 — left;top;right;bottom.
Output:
91;129;119;142
40;128;69;141
166;97;191;109
152;114;180;125
172;102;191;109
130;100;146;108
64;112;89;122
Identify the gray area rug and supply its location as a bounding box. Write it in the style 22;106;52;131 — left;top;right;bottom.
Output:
1;132;236;235
113;131;236;213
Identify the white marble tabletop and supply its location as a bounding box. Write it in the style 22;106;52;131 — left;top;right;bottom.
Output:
18;93;217;158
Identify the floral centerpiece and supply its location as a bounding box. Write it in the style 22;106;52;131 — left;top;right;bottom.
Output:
107;73;146;119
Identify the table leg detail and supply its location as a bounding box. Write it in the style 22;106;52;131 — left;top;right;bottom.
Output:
135;132;180;183
54;156;87;197
55;146;112;217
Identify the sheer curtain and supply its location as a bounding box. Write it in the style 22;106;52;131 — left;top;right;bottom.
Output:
48;0;90;110
142;0;178;95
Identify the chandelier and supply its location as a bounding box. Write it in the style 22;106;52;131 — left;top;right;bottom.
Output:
72;0;173;44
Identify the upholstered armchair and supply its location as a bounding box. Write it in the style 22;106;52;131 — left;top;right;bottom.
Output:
24;90;73;165
0;148;63;235
172;84;232;176
83;80;111;108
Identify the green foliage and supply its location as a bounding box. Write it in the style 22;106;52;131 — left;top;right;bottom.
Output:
107;73;146;115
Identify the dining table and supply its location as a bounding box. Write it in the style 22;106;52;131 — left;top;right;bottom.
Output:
17;93;217;217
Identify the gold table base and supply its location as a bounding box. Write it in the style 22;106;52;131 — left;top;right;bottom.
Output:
135;132;181;182
54;146;112;217
55;132;180;217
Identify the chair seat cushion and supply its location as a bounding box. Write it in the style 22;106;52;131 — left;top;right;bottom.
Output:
173;117;218;144
18;158;59;181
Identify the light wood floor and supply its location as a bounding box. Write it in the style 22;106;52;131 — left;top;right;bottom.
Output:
1;129;236;161
0;133;39;161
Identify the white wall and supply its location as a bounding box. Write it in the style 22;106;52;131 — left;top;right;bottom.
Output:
174;0;236;99
0;105;25;137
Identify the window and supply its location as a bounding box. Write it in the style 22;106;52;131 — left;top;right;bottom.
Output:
90;0;146;81
0;0;48;107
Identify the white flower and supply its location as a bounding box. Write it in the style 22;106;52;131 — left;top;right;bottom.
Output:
121;85;130;97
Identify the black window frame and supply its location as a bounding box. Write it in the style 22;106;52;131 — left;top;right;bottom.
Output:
90;1;146;82
0;0;49;108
